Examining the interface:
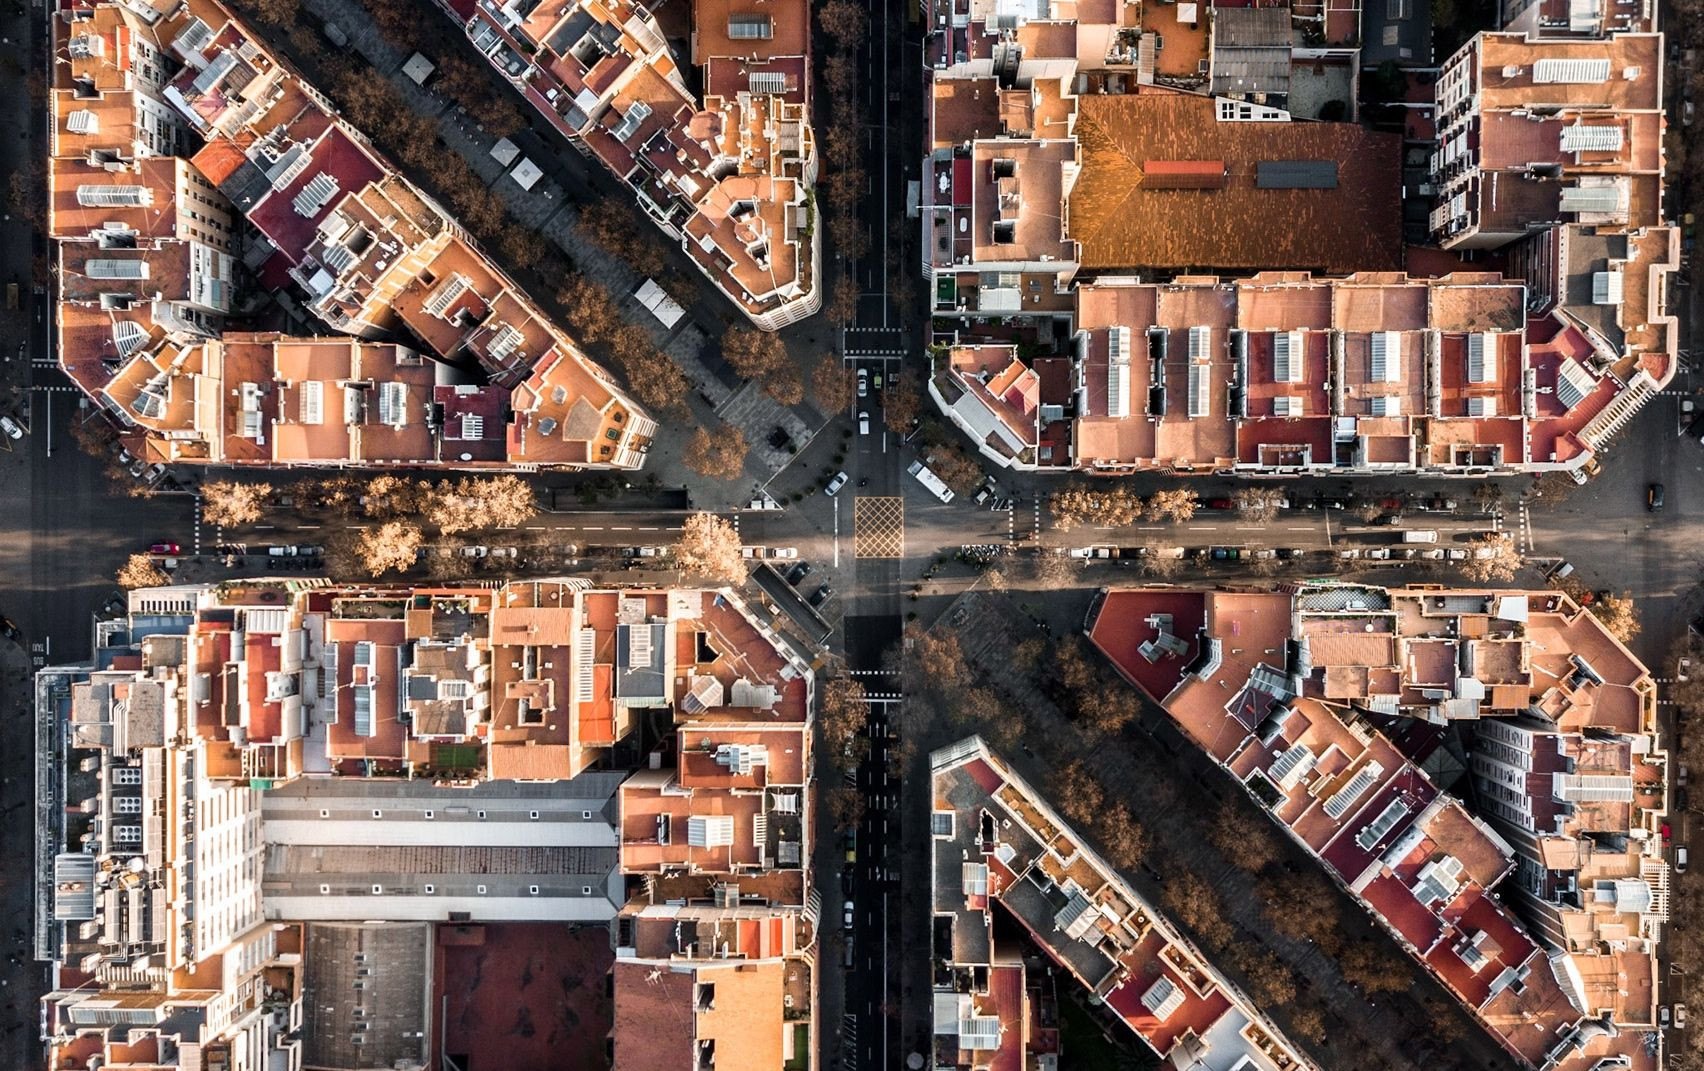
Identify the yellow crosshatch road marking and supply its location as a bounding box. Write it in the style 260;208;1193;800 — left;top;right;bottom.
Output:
854;497;904;559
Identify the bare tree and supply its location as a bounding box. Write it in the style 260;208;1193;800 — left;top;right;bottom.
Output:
1589;592;1640;643
672;512;744;582
1093;802;1148;869
352;521;424;577
116;554;168;589
1051;759;1105;827
819;0;870;47
422;476;537;535
721;327;789;379
824;276;859;325
1144;488;1199;524
1459;534;1522;584
1208;799;1281;872
819;676;870;766
557;276;621;345
360;474;426;519
884;376;920;434
200;481;272;528
682;425;749;481
1234;487;1285;524
1162;872;1233;951
1049;486;1142;530
810;354;855;411
764;360;804;406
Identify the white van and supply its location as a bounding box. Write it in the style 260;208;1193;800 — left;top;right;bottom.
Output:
1402;530;1439;544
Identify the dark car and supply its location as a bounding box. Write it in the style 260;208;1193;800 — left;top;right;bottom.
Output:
787;561;812;586
809;582;832;607
1649;483;1665;511
1275;547;1301;560
149;542;180;555
1210;547;1240;561
1206;498;1235;510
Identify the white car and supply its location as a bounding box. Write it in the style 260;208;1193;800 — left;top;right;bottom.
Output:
825;471;849;496
858;410;870;435
843;899;855;929
857;369;868;398
0;417;23;440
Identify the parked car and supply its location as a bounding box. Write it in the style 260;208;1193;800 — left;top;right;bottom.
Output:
0;416;23;440
1649;483;1666;511
1206;498;1235;510
1365;548;1392;560
809;582;832;607
148;542;180;555
1445;548;1469;561
1209;547;1240;561
1677;1002;1689;1030
858;411;870;435
825;471;849;496
857;369;868;398
873;370;884;390
767;547;798;559
972;486;993;506
1661;1005;1672;1029
1419;548;1446;560
1677;846;1690;874
1251;548;1276;560
1337;548;1362;560
787;561;812;586
843;900;854;929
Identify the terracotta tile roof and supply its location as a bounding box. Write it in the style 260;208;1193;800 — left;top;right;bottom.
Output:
1068;91;1401;274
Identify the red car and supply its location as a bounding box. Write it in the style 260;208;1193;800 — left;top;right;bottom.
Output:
1206;498;1235;510
1663;823;1673;842
148;542;180;555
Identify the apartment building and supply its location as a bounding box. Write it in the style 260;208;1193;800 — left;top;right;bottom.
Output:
36;595;303;1071
36;579;816;1069
930;736;1314;1071
444;0;821;329
609;586;820;1070
923;3;1676;481
50;0;656;472
1088;583;1666;1071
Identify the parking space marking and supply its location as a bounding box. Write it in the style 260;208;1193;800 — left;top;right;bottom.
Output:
854;496;904;559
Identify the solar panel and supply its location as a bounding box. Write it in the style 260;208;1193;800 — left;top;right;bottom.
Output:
1559;185;1623;214
1369;395;1402;417
1555;360;1597;410
1188;362;1212;418
299;381;323;425
1591;271;1623;305
1273;330;1303;382
1354;798;1410;850
1272;395;1303;417
291;172;341;218
1560;123;1623;153
1466;396;1497;417
1369;332;1401;383
1466;333;1496;383
1107;326;1130;418
77;184;151;207
1324;761;1384;819
1187;325;1211;361
1533;57;1611;84
85;259;149;280
727;14;772;38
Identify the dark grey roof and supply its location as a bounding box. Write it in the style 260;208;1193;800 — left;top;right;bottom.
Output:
302;922;430;1071
1256;161;1340;189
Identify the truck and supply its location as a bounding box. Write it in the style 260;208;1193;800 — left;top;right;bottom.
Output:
907;460;955;503
1402;530;1439;543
